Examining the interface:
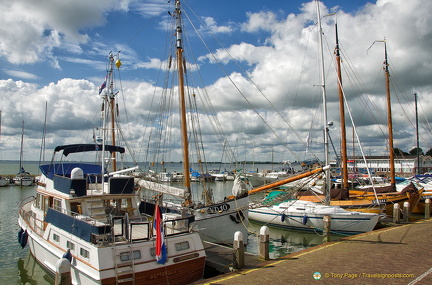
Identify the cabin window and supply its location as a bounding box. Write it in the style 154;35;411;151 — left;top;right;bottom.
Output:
53;198;62;212
53;233;60;243
119;250;141;262
67;241;75;252
80;248;90;259
175;241;190;251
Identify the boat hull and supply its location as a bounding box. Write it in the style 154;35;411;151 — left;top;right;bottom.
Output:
18;196;206;285
192;196;249;244
249;200;379;234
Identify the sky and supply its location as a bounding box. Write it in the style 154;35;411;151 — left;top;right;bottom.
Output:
1;0;432;167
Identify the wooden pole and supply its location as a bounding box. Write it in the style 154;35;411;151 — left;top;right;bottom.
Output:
403;202;410;222
233;231;244;269
259;226;269;260
55;258;72;285
393;203;400;223
323;215;331;242
425;198;430;219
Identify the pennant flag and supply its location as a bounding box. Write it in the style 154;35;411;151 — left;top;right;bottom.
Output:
153;203;167;264
98;76;107;94
305;133;311;153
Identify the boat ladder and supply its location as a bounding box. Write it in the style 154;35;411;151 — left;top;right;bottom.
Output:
112;220;136;284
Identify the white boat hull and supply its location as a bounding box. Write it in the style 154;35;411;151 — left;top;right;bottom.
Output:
14;177;33;186
0;177;9;186
19;198;206;285
192;196;249;244
249;200;379;234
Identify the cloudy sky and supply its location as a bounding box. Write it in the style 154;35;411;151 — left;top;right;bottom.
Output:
1;0;431;167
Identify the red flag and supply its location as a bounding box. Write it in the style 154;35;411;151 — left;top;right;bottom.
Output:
153;204;167;264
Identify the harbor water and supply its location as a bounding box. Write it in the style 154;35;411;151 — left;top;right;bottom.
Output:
0;160;343;283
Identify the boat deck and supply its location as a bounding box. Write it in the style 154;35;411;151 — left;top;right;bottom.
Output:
197;218;432;284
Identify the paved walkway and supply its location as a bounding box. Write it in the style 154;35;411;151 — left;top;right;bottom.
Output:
196;219;432;285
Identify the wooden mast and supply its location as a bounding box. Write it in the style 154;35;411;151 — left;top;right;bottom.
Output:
383;41;396;186
175;0;192;204
335;23;349;190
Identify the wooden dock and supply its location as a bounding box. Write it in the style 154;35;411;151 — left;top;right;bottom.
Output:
197;218;432;284
203;241;263;275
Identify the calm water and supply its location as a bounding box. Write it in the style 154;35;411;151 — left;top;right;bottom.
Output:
0;160;342;283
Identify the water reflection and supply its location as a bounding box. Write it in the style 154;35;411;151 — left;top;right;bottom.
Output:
17;254;54;285
247;221;343;259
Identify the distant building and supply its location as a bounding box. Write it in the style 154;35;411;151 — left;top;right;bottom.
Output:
347;155;432;177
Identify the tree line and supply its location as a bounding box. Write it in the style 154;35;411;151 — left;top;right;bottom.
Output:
393;147;432;156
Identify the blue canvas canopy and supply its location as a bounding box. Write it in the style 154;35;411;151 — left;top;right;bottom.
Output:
54;144;125;156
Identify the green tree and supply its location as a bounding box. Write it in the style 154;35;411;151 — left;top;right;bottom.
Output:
425;148;432;156
393;148;409;156
409;147;424;155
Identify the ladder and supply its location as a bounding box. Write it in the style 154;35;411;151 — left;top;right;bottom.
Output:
111;217;136;284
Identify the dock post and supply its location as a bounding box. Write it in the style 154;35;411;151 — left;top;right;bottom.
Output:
393;203;400;223
259;226;269;260
55;258;72;285
403;202;410;222
233;231;244;270
425;198;431;219
323;215;331;243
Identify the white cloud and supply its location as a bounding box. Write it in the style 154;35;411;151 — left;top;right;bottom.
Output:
4;70;40;80
201;16;233;34
0;0;129;65
1;0;432;162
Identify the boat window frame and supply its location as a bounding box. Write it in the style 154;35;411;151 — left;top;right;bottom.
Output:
53;198;62;212
66;240;75;253
80;247;90;259
119;250;141;262
175;241;190;251
52;233;60;244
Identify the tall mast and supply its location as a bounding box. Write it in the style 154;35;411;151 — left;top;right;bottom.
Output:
108;53;117;172
414;91;420;175
175;0;192;204
19;120;24;170
335;22;349;190
316;1;331;205
383;42;395;185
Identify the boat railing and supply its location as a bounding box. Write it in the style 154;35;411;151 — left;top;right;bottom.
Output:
18;195;36;209
19;198;47;238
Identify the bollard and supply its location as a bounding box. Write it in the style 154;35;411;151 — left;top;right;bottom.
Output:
393;203;400;223
233;231;244;270
426;198;431;219
259;226;269;260
403;201;410;222
323;215;331;243
55;258;72;285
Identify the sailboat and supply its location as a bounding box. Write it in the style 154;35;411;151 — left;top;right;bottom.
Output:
296;22;422;216
18;52;206;284
342;40;423;214
135;1;249;245
13;120;33;186
248;1;379;234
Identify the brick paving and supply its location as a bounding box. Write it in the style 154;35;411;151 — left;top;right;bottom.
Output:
196;218;432;285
